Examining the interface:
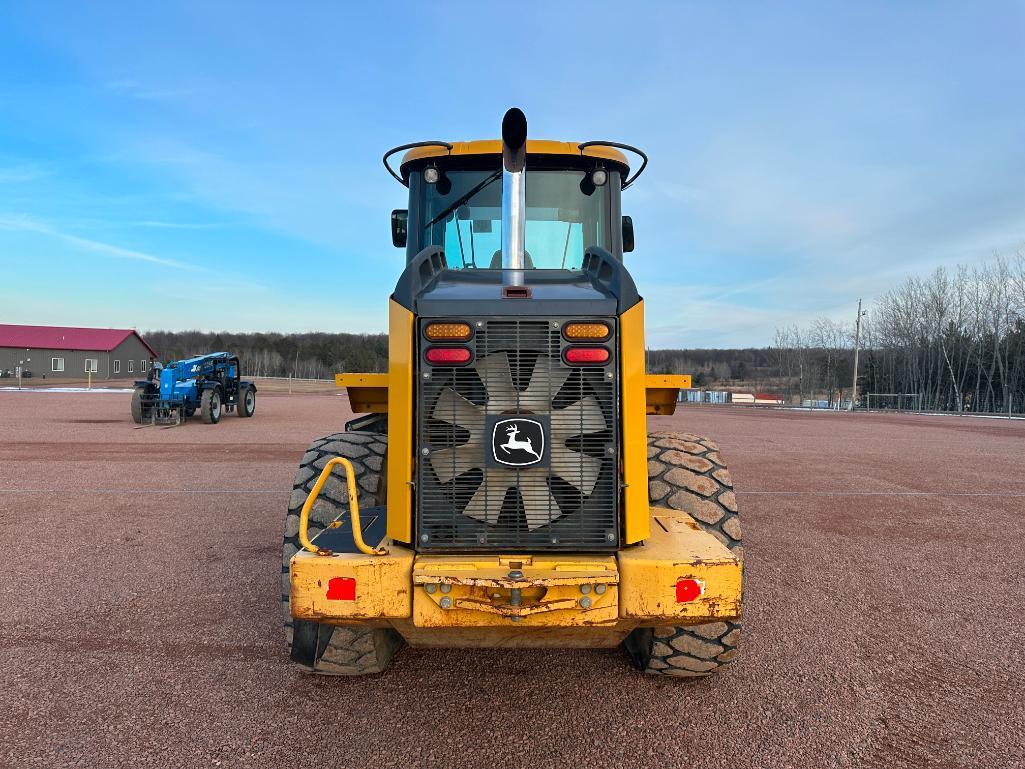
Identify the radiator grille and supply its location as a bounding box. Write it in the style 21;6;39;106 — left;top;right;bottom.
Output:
417;317;619;551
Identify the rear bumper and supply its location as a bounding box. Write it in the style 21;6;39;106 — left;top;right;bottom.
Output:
289;506;742;647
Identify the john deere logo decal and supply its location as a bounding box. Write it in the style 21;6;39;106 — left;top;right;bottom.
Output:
492;418;545;467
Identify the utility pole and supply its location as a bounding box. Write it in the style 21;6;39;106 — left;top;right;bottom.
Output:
17;353;30;390
850;299;867;411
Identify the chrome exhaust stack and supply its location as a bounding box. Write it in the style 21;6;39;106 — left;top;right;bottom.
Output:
501;108;527;290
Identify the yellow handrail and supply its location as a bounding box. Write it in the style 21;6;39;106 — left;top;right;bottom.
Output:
298;457;388;557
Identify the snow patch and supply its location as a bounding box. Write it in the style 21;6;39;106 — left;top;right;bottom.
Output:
0;387;133;394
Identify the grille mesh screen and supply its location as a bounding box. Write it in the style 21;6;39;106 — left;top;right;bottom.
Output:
417;317;619;551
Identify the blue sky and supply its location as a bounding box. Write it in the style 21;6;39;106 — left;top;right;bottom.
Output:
1;2;1023;347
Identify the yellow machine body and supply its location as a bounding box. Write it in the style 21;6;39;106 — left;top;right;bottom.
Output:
288;136;742;650
290;507;741;647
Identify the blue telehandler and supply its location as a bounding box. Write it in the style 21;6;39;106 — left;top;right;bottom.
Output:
131;352;256;425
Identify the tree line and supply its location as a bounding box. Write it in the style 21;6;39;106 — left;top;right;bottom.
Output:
145;328;779;388
646;348;777;389
773;254;1025;412
142;253;1025;412
142;330;388;379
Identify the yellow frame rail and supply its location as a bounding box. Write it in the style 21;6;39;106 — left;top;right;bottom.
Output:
334;373;388;413
298;457;388;557
645;374;692;416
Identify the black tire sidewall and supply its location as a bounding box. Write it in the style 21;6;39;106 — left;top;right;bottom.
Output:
239;386;255;417
201;388;221;424
131;387;148;423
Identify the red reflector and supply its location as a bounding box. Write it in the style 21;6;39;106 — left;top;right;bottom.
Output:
675;578;703;603
326;577;356;601
425;347;471;365
565;347;610;365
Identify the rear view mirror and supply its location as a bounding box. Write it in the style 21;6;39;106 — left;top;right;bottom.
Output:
622;215;634;253
391;209;408;248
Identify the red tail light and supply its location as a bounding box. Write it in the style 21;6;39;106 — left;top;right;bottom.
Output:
425;347;472;365
326;577;356;601
675;578;703;603
564;347;610;365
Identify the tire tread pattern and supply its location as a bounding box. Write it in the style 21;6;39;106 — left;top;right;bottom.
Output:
627;431;743;677
282;431;400;675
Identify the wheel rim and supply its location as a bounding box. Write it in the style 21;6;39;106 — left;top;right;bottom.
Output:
246;391;254;411
212;394;221;418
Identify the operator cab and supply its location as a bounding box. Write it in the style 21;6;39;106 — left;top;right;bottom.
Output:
387;140;641;270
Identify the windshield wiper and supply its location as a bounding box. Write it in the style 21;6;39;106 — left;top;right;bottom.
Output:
423;170;501;230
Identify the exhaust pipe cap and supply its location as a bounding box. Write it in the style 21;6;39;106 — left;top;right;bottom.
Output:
502;108;527;172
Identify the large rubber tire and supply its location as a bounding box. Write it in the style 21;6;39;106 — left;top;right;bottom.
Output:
130;387;149;424
200;389;221;424
282;431;401;675
238;385;255;417
624;431;743;677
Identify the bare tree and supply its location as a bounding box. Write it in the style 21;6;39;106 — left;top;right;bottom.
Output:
772;252;1025;413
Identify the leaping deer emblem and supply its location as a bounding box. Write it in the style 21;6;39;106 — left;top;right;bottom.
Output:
499;424;541;460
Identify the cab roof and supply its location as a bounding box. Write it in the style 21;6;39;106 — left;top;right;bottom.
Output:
400;139;630;177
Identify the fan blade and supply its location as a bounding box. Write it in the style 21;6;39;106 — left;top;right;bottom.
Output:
550;444;601;495
429;442;483;483
462;469;558;529
522;363;570;407
551;395;606;439
462;469;517;524
518;473;562;530
431;387;484;432
474;352;518;411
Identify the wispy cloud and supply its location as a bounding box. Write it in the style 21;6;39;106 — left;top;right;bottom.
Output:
0;214;198;271
103;79;194;102
643;279;822;348
0;163;49;183
132;220;227;230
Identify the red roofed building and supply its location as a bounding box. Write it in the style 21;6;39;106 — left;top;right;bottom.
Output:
0;324;156;381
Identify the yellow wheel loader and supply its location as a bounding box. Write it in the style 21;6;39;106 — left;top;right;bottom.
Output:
282;109;742;677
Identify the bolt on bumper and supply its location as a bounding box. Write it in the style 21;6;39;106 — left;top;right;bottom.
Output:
289;507;742;632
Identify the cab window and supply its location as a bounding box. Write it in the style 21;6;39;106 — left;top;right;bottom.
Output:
419;169;611;270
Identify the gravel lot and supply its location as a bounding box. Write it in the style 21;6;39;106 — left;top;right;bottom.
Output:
1;391;1023;768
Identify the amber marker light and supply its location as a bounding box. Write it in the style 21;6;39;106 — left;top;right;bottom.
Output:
424;322;472;341
563;322;610;341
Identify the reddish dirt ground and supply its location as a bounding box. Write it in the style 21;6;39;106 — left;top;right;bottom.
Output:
0;391;1023;769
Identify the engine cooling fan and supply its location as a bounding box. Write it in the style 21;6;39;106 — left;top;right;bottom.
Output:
428;351;607;530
